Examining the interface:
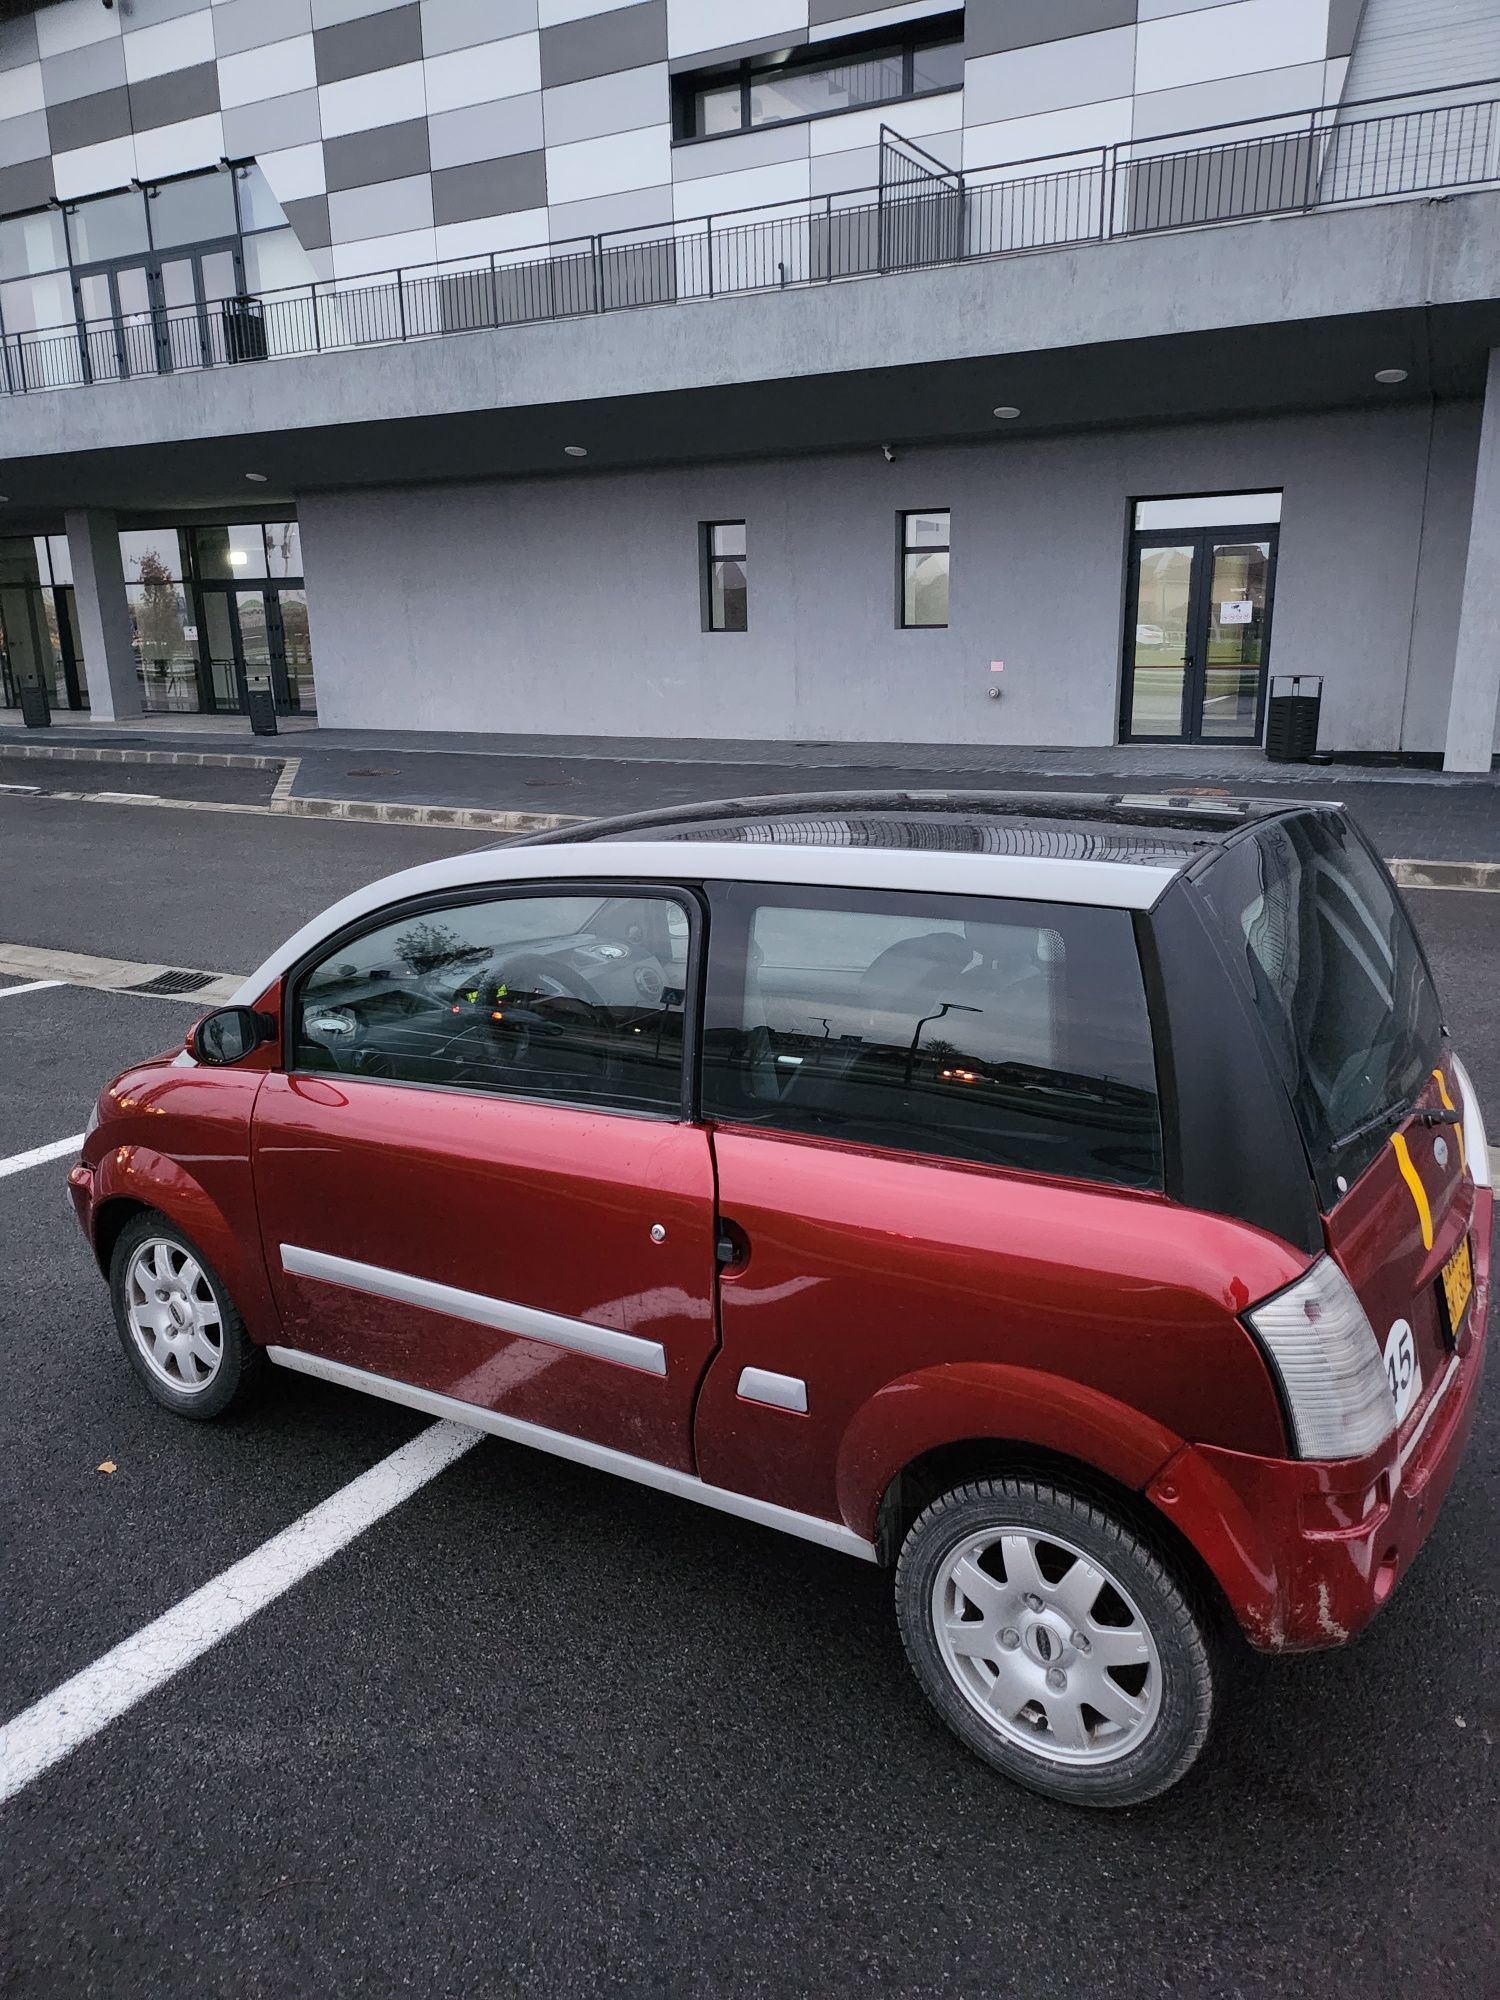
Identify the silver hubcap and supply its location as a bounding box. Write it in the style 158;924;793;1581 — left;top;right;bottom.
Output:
932;1525;1162;1766
124;1239;224;1393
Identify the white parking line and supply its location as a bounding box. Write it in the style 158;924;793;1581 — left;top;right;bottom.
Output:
0;979;63;1000
0;1420;481;1806
0;1134;85;1180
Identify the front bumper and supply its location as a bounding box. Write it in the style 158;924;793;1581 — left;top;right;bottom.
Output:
1148;1187;1491;1651
68;1160;95;1243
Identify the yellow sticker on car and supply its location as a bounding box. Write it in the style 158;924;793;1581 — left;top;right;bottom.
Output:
1389;1131;1433;1252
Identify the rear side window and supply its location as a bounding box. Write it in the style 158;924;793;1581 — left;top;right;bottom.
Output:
293;889;693;1115
702;883;1162;1189
1198;813;1443;1205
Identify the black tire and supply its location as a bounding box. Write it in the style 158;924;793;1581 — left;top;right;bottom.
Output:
894;1475;1218;1808
108;1210;265;1421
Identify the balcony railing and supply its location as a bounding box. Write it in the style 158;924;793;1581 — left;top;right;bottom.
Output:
3;78;1497;399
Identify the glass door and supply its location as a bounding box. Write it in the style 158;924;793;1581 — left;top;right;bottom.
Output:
73;242;243;380
196;583;308;713
199;591;244;711
1122;524;1278;742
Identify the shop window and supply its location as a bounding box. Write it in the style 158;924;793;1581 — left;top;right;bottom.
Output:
675;16;962;141
703;522;747;632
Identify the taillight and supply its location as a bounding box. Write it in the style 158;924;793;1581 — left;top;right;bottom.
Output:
1246;1256;1396;1459
1451;1055;1491;1190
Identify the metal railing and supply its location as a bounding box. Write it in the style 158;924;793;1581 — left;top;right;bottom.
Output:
3;78;1497;399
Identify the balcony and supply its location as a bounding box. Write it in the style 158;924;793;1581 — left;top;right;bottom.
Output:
3;79;1497;401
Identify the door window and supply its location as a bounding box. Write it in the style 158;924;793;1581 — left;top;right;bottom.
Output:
702;884;1162;1189
294;891;695;1115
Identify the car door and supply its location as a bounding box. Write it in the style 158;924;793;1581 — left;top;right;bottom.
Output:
251;882;717;1472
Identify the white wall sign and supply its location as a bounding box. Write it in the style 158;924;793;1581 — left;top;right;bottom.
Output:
1219;600;1253;625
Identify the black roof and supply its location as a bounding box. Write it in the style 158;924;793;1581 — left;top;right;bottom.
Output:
522;789;1335;866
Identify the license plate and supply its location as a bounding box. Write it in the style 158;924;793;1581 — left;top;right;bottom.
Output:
1439;1234;1474;1342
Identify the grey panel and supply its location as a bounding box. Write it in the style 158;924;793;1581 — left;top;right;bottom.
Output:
46;87;133;158
0;110;50;174
40;37;126;107
540;0;667;91
667;30;808;76
966;0;1137;59
0;15;39;72
0;156;53;213
327;170;433;239
124;0;217;29
1328;0;1368;61
808;0;948;18
542;63;667;148
215;0;316;61
315;2;424;86
429;94;545;170
673;120;810;182
220;88;325;158
314;0;417;24
432;150;548;222
283;192;333;249
324;116;431;191
546;182;671;240
129;64;222;136
421;0;538;58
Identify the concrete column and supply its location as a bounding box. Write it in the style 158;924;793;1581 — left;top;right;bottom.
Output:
64;508;138;720
1443;348;1500;772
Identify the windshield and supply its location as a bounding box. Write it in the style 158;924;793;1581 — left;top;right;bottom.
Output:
1198;811;1444;1207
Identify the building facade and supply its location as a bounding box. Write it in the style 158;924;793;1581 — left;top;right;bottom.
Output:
1;0;1499;765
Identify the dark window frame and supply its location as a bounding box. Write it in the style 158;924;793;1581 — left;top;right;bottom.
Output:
701;519;748;633
897;507;951;629
284;879;707;1126
672;16;964;144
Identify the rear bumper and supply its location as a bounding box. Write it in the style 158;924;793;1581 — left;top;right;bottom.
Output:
1148;1187;1491;1651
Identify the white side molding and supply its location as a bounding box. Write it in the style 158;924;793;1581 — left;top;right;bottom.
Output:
280;1243;668;1377
266;1346;878;1563
737;1366;810;1413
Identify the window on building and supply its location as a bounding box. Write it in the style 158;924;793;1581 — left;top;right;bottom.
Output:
674;16;963;141
900;510;950;627
294;891;694;1116
703;522;747;632
702;883;1163;1190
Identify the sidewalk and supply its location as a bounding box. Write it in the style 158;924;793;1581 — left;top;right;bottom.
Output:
2;717;1497;867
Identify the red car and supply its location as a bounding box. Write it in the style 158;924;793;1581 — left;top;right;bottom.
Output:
71;793;1490;1806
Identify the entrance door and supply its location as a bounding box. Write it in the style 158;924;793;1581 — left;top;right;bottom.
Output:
1122;523;1278;743
197;585;304;713
74;242;242;380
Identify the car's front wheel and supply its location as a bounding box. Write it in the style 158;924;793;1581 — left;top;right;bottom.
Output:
895;1475;1218;1807
109;1212;264;1421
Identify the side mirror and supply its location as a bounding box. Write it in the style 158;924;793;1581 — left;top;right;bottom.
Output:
189;1006;275;1066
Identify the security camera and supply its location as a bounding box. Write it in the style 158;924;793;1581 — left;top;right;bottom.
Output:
881;443;895;463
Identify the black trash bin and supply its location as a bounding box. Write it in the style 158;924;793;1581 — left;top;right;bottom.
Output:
19;680;51;728
222;294;268;363
245;687;279;737
1265;674;1323;762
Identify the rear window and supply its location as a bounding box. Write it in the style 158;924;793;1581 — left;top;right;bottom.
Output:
1198;812;1443;1205
702;883;1162;1189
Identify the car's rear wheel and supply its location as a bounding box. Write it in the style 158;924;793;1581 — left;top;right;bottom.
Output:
110;1212;264;1420
895;1475;1218;1807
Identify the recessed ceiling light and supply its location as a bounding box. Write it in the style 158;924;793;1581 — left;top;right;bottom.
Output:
244;470;268;482
992;405;1021;420
564;444;588;457
1374;368;1408;385
0;494;9;503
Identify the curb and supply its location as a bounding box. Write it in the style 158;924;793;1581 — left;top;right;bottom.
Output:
1388;858;1500;892
0;741;282;770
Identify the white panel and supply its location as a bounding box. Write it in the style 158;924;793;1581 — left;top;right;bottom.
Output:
434;209;551;258
1323;56;1350;106
667;0;808;61
812;0;957;39
217;35;318;110
1135;0;1328;95
963;97;1134;171
35;1;120;60
0;65;44;121
52;134;138;200
123;11;217;83
546;122;672;205
1342;0;1500;101
257;140;328;203
539;0;647;21
332;225;438;277
808;87;962;154
424;33;541;114
133;113;226;182
671;157;811;218
1135;491;1283;527
318;61;427;138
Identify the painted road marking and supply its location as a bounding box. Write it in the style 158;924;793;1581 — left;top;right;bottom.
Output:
0;1134;85;1180
0;979;64;1000
0;1420;481;1806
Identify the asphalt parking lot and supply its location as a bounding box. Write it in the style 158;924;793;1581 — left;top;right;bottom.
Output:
1;799;1496;1997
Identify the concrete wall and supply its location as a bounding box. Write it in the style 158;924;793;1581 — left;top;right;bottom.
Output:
298;398;1479;750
